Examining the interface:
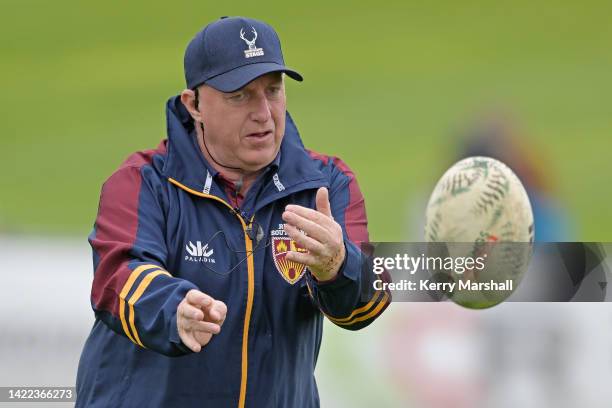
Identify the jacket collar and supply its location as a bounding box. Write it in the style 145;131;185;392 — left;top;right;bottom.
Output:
162;95;326;199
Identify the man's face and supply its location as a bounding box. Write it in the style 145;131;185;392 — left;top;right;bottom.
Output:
186;72;286;173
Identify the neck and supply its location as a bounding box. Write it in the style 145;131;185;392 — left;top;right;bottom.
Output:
196;125;262;195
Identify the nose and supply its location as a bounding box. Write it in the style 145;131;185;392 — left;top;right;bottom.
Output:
249;92;272;123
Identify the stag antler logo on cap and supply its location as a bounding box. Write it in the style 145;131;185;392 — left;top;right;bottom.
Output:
240;27;264;58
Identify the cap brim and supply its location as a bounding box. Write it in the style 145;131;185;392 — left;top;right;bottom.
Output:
205;62;303;92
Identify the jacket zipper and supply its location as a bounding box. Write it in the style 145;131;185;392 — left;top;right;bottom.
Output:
168;177;254;408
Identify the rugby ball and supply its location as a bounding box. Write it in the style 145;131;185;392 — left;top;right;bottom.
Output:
424;156;534;308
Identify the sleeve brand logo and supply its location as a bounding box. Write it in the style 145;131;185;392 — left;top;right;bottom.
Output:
185;241;216;263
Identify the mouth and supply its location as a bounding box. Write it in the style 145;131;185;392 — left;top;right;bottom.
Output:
246;130;273;139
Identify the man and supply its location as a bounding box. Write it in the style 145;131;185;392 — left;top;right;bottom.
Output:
76;16;390;408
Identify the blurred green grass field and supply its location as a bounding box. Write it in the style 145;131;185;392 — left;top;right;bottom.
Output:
1;0;611;240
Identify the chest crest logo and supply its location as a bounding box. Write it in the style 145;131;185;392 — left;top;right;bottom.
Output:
271;224;308;284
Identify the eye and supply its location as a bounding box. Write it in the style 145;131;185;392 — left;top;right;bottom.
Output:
227;92;247;102
267;85;283;97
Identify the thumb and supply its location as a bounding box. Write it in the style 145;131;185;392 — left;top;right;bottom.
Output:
315;187;333;218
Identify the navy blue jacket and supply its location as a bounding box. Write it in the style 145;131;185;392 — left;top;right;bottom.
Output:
76;95;391;407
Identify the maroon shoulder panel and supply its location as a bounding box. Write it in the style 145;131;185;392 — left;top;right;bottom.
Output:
306;149;369;244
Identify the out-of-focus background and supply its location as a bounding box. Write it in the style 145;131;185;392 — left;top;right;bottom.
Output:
1;1;611;407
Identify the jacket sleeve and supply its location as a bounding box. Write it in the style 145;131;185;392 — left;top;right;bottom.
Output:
305;157;391;330
89;165;197;356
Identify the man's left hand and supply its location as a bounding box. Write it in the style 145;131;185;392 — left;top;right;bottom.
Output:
282;187;346;282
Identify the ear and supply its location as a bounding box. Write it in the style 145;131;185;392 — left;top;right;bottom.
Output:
180;89;202;122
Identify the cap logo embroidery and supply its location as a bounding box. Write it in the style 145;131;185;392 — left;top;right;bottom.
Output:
240;27;264;58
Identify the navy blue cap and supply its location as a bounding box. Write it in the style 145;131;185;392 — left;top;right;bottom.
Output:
184;16;303;92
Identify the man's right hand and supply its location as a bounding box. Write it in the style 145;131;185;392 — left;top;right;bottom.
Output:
177;289;227;353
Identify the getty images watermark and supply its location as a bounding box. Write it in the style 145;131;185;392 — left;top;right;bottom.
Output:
361;242;611;308
371;251;509;292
